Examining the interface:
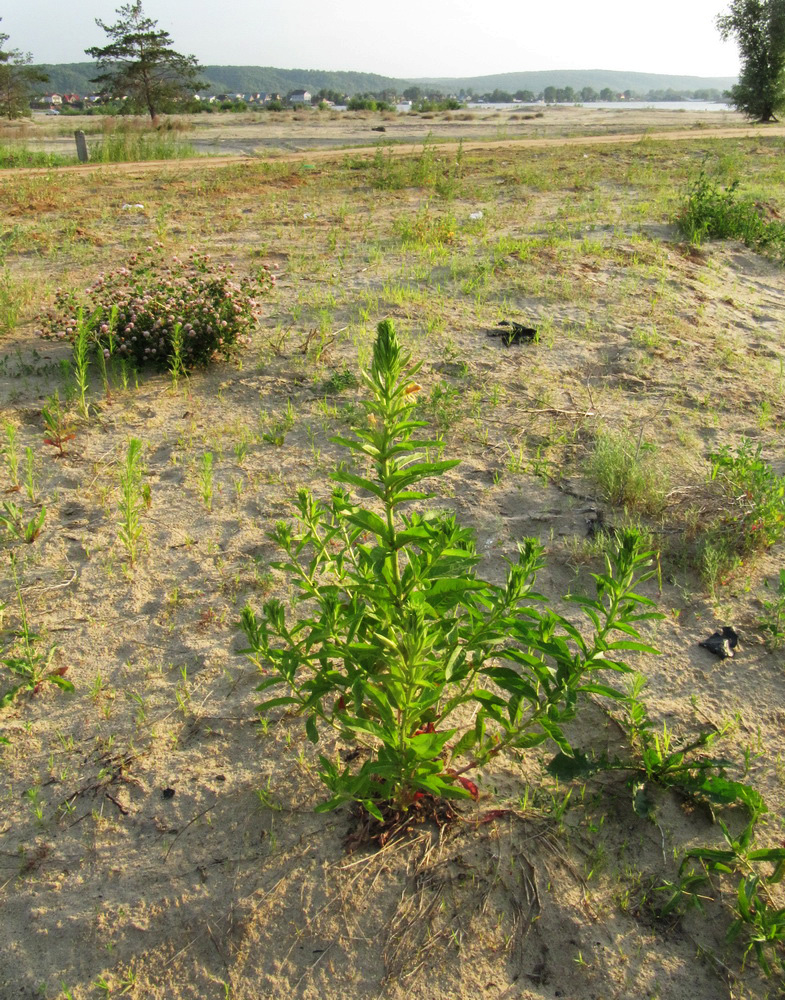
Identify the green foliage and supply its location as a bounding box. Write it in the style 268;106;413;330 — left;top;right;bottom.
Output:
0;143;72;170
347;95;393;111
0;22;48;120
548;674;756;820
239;320;662;818
586;428;667;514
660;805;785;976
717;0;785;122
677;173;785;260
41;391;75;456
709;439;785;552
38;247;274;372
89;128;195;162
85;1;205;121
1;555;72;708
758;569;785;648
321;368;359;395
0;501;45;544
393;208;457;247
117;438;145;564
369;142;464;198
199;452;214;511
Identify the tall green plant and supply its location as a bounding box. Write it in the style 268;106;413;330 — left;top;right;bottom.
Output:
240;321;662;819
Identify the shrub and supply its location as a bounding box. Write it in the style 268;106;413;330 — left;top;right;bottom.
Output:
37;247;275;371
677;173;785;260
239;320;661;820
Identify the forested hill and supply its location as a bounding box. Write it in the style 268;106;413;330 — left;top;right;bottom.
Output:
29;63;736;97
29;63;403;96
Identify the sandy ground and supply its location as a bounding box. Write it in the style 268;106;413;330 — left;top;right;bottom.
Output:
0;115;784;1000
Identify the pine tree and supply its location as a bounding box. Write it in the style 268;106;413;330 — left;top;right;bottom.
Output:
0;22;47;120
86;1;205;121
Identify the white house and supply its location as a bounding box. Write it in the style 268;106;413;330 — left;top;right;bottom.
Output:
289;90;311;105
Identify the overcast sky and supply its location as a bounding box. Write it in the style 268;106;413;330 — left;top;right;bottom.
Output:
4;0;740;79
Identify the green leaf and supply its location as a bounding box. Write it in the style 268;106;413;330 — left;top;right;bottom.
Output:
256;696;300;713
305;715;319;743
547;749;608;781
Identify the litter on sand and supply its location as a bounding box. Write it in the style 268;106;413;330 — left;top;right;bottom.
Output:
699;626;739;659
487;319;539;346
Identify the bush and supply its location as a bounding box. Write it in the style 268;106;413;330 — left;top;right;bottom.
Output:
677;173;785;260
37;246;275;371
239;320;661;819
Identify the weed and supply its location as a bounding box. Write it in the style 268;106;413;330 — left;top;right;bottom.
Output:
758;569;785;649
660;804;785;976
24;447;35;502
72;312;91;419
587;429;666;514
200;452;214;510
677;172;785;262
42;391;75;456
239;320;662;818
2;422;19;488
1;555;72;707
0;502;45;543
261;400;294;446
549;673;757;821
117;439;145;564
169;321;187;390
709;439;785;551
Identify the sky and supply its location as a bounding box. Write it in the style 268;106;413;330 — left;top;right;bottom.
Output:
3;0;740;80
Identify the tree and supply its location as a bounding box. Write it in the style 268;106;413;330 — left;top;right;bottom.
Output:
717;0;785;122
86;1;205;121
0;22;47;120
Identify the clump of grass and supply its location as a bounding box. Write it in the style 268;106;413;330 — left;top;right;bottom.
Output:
89;131;196;163
0;145;75;169
586;429;667;515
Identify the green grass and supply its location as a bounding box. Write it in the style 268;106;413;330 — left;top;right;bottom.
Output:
89;131;197;163
0;145;75;169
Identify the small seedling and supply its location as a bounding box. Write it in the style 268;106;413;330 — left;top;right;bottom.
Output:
24;447;35;502
42;391;75;456
117;438;145;564
169;321;186;390
0;502;45;543
2;421;20;488
1;554;72;707
73;310;92;419
200;452;214;510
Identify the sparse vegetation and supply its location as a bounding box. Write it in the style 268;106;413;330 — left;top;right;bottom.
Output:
0;112;784;1000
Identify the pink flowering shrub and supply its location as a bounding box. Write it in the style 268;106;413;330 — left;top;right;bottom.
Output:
37;246;276;370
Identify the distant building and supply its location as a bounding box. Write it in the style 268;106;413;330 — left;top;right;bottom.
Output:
289;90;311;105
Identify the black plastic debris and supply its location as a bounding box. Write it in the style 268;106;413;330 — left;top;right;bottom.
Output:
585;508;605;539
488;320;539;347
162;787;176;799
699;626;739;659
371;125;386;132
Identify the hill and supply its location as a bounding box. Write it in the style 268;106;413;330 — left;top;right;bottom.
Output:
28;63;737;98
415;68;737;95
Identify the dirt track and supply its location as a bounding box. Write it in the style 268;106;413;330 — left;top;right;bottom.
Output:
5;123;785;177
